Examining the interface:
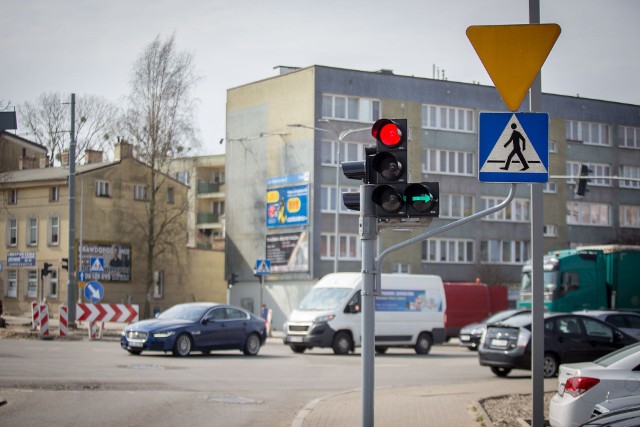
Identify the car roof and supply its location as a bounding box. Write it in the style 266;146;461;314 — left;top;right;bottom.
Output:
574;310;640;317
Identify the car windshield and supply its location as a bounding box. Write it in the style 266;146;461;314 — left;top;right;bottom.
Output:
594;342;640;367
158;304;208;321
298;287;352;311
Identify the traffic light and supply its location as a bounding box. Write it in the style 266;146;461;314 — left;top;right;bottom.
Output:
405;182;440;217
370;119;407;218
41;262;52;278
575;164;590;197
228;273;238;289
341;146;377;211
61;258;69;271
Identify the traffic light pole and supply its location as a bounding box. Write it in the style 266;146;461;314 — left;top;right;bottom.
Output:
359;183;517;426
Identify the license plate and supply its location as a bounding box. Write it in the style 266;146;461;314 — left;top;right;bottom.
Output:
129;341;144;348
288;336;304;343
459;335;470;342
491;338;509;348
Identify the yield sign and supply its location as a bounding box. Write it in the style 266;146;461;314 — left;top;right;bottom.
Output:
466;24;561;111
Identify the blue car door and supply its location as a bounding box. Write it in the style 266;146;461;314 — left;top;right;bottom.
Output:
199;307;230;349
223;307;250;348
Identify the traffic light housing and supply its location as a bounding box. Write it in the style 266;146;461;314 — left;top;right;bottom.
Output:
370;119;407;218
575;164;589;197
61;258;69;271
405;182;439;217
228;273;238;289
341;146;377;211
41;262;52;278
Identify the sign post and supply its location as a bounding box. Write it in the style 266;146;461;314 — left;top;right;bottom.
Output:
254;260;271;317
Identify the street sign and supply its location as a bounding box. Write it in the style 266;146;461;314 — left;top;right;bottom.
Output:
78;271;87;282
255;259;271;275
84;281;104;303
466;24;561;111
479;112;549;183
90;257;104;273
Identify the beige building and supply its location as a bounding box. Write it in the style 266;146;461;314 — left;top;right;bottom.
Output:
1;131;48;173
0;140;226;318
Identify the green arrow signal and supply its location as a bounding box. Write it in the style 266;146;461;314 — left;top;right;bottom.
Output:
411;194;431;203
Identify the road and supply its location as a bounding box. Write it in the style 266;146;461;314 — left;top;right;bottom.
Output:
0;336;539;426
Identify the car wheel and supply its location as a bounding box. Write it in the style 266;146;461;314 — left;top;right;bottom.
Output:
172;333;192;357
290;345;306;353
332;331;353;355
414;332;433;355
491;366;511;377
243;333;261;356
375;346;388;355
127;349;142;355
543;353;559;378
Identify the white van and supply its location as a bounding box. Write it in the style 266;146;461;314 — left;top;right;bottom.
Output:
283;273;446;355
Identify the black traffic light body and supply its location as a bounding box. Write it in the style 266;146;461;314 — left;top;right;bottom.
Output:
370;119;408;218
405;182;439;217
61;258;69;271
341;146;377;211
41;262;52;278
228;273;238;289
576;164;590;197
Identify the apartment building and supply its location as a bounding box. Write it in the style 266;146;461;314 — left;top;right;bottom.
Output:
225;65;640;329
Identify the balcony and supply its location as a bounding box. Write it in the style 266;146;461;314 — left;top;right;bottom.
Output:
197;213;220;224
197;182;223;194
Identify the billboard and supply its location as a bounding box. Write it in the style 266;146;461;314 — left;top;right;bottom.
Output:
266;184;309;228
78;242;131;282
266;231;309;273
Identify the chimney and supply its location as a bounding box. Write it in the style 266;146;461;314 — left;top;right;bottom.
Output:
85;149;103;164
114;139;133;161
61;151;70;167
18;156;37;170
39;154;49;169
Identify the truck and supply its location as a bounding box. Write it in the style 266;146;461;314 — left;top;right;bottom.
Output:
518;245;640;312
283;273;446;355
443;282;509;340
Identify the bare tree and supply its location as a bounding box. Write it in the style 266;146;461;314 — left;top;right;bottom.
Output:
124;33;200;317
19;92;118;165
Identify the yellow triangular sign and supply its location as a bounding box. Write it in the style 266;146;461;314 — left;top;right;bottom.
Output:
467;24;561;111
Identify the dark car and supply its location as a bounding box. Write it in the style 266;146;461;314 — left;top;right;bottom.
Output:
478;313;638;378
120;302;267;357
582;404;640;427
459;308;530;350
575;310;640;341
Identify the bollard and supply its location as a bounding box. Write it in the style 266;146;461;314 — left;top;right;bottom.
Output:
31;301;40;330
59;305;68;338
39;304;50;338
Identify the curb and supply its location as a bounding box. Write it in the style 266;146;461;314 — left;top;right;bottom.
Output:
290;388;358;427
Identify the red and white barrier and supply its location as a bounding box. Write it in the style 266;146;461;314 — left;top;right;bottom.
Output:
76;303;139;324
31;301;40;330
39;304;50;338
59;305;68;338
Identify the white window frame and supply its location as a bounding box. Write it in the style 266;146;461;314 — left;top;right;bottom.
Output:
48;216;60;246
438;194;474;218
321;186;337;212
543;224;558;237
7;218;18;247
6;270;18;298
322;94;380;122
619;126;640;149
339;234;361;260
422;238;474;264
26;217;38;246
95;180;110;197
134;184;148;201
320;234;336;259
26;269;38;298
543;181;557;193
166;187;174;204
620;205;640;228
567;201;611;226
50;186;59;203
565;120;610;146
422;149;475;176
567;161;611;187
8;189;17;205
48;269;59;298
393;263;411;274
620;165;640;189
483;197;530;222
481;240;530;264
422;104;475;133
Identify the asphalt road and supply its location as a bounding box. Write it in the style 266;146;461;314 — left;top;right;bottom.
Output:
0;336;531;426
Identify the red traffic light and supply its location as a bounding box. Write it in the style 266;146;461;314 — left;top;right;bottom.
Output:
372;119;403;147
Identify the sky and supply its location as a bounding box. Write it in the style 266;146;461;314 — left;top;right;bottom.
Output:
3;0;639;155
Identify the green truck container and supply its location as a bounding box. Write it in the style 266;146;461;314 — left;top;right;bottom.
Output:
519;245;640;312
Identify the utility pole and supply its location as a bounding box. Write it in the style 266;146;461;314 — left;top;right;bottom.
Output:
66;93;77;324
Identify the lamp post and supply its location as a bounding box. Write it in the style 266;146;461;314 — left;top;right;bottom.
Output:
288;121;370;272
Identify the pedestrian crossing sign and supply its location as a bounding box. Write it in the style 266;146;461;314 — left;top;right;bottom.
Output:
90;257;105;273
255;259;271;275
479;112;549;183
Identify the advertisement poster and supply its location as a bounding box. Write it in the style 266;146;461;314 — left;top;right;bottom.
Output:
266;184;309;228
6;251;36;267
375;289;443;312
266;231;309;273
78;242;131;282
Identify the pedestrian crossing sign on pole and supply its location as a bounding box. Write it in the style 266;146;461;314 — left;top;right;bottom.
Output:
90;257;105;273
255;259;271;275
479;112;549;183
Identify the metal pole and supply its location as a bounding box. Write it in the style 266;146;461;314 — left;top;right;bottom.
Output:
529;1;545;426
66;93;77;324
360;184;377;427
334;136;341;273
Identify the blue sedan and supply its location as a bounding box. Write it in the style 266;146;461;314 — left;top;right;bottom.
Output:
120;302;267;357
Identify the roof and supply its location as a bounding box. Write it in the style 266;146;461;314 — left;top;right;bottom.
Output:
0;161;118;184
0;130;47;153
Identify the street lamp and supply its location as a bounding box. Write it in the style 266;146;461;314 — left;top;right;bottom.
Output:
288;121;370;272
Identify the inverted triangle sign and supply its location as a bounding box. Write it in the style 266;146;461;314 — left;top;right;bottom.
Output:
467;24;561;111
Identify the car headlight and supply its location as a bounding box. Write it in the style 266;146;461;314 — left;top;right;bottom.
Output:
121;330;127;336
152;331;176;338
314;314;335;323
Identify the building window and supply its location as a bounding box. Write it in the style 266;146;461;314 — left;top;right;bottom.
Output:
422;104;475;132
320;234;336;259
48;216;60;246
567;161;611;187
619;126;640;149
212;201;225;215
567;201;611;226
481;240;530;264
544;181;557;193
6;270;18;298
7;218;18;246
321;140;366;166
339;187;359;213
26;270;38;298
50;186;59;202
549;140;558;153
565;120;610;146
8;189;17;205
153;270;164;299
167;187;174;204
175;171;189;184
321;186;338;212
393;263;411;274
620;165;640;189
620;205;640;228
543;224;558;237
439;194;474;218
134;184;148;201
27;217;38;246
321;94;380;122
339;234;361;260
422;149;474;176
483;197;530;222
95;180;110;197
212;170;225;184
48;269;58;298
422;238;474;263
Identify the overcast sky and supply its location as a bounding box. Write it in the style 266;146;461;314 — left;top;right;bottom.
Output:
3;0;639;155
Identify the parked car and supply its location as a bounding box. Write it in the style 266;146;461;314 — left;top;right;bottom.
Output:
478;313;637;378
120;302;267;357
575;310;640;340
548;342;640;427
579;405;640;427
591;395;640;420
459;308;530;350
